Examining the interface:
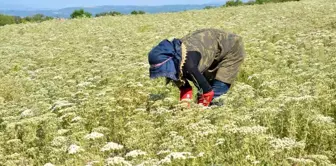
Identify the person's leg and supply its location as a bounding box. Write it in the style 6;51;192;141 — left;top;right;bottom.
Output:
209;79;231;106
211;79;231;99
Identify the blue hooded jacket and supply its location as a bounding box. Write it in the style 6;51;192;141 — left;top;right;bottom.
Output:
148;39;183;81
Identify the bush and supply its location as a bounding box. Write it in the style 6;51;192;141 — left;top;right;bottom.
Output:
0;14;16;26
204;6;216;9
275;0;300;2
0;14;53;26
13;16;22;24
31;14;53;22
255;0;299;4
70;9;92;19
225;0;244;7
138;10;146;14
95;11;122;17
131;10;146;15
22;14;53;23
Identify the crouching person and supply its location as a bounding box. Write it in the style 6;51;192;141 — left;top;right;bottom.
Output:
148;28;246;107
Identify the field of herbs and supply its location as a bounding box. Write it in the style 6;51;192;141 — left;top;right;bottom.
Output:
0;0;335;165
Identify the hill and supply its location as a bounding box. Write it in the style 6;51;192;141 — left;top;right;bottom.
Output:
0;0;335;165
0;4;223;18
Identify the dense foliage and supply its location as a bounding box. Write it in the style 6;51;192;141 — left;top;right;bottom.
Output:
70;9;92;19
0;14;53;26
21;14;53;23
95;11;122;17
131;10;146;15
225;0;244;7
255;0;300;4
204;6;217;9
223;0;300;7
0;14;16;26
0;0;335;165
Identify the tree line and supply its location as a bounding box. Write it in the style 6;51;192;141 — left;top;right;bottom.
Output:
0;9;145;26
0;14;53;26
70;9;146;18
1;0;299;26
204;0;299;9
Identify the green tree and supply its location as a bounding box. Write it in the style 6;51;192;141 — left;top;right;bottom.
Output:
131;10;139;15
225;0;244;7
70;9;92;19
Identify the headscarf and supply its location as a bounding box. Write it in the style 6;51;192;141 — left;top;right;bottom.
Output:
148;38;184;81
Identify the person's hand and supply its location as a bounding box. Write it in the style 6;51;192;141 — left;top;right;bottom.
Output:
198;90;214;107
180;87;193;108
180;87;193;101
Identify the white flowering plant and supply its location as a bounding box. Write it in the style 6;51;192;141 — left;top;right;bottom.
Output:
0;0;335;165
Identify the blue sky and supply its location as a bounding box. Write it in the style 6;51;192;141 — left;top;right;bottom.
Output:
1;0;229;9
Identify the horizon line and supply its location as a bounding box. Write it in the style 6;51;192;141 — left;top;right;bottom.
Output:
1;3;226;11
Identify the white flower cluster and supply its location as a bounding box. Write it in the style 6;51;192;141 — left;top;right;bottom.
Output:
287;157;315;164
57;129;70;135
158;152;194;164
136;159;159;166
125;150;147;158
269;137;305;151
101;142;124;152
187;119;218;137
71;116;82;122
304;154;336;165
44;163;55;166
68;144;83;154
164;131;188;149
198;152;205;157
85;160;100;166
134;108;146;112
106;157;131;166
51;136;67;147
157;149;171;155
224;125;268;135
305;154;329;161
283;95;315;103
215;138;225;146
20;109;34;118
246;155;261;165
312;114;334;125
153;107;173;114
84;132;104;140
77;81;92;88
50;100;74;111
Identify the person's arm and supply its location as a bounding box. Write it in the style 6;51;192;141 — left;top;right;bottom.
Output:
183;51;212;94
183;52;214;106
186;66;212;94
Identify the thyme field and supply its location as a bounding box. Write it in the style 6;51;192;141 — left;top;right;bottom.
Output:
0;0;335;165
